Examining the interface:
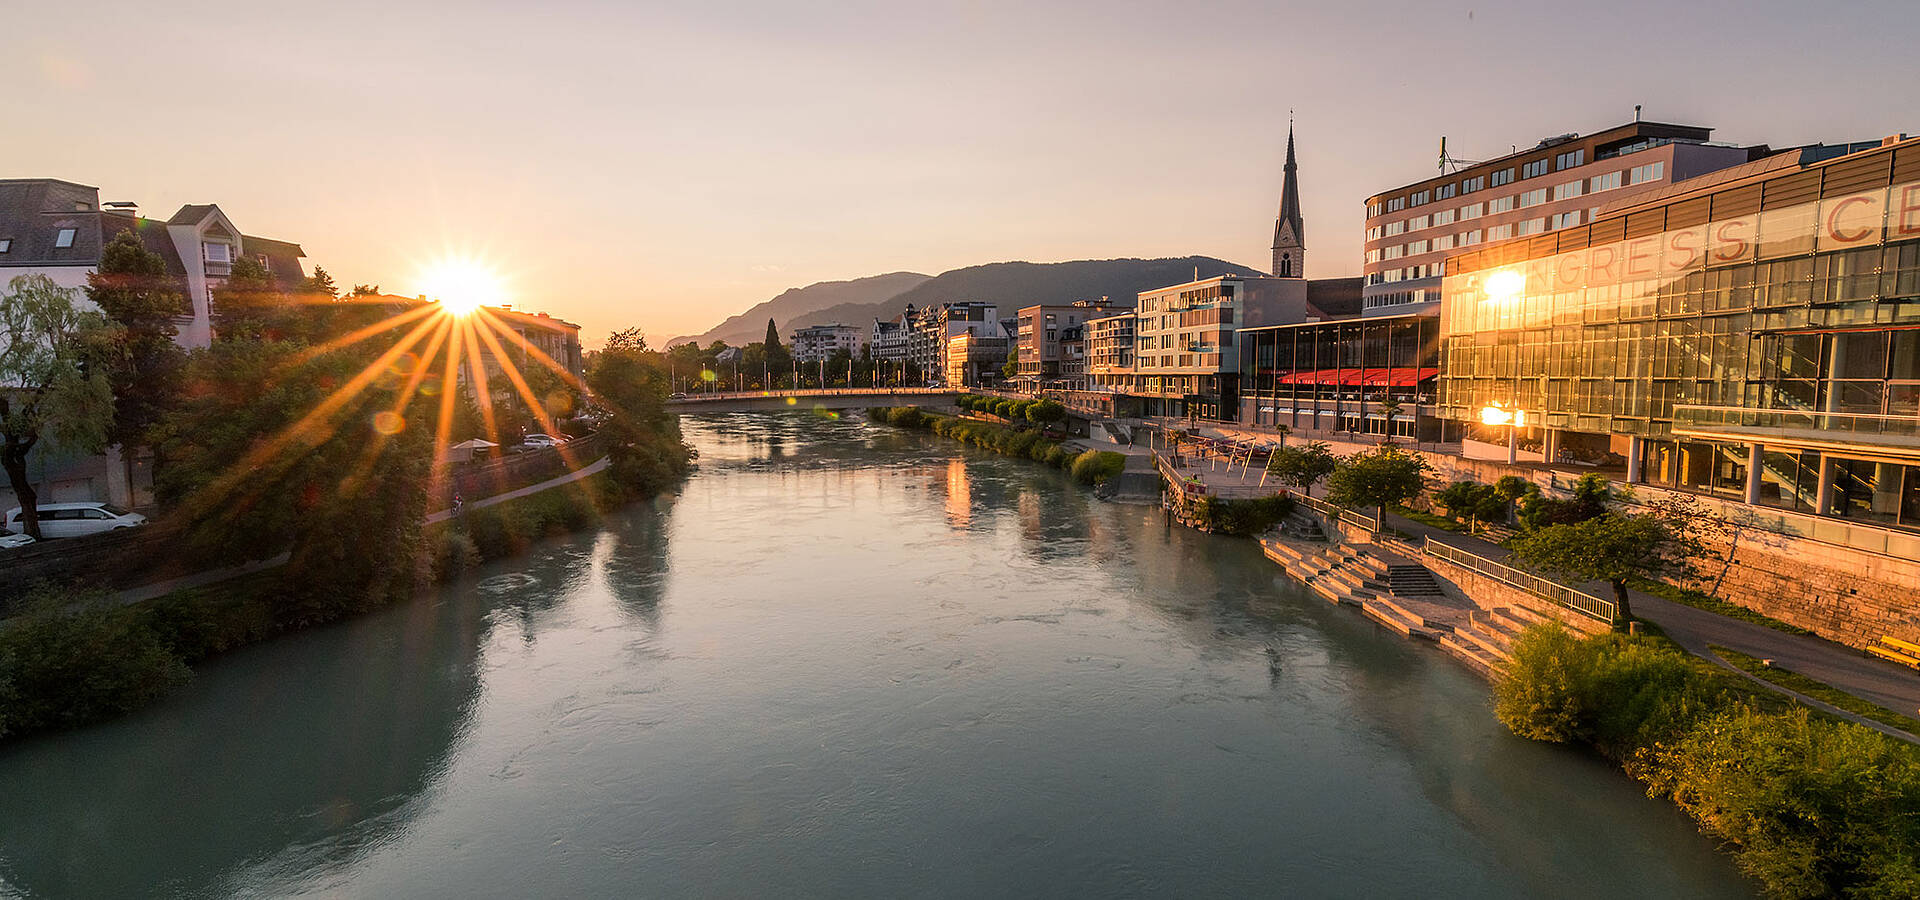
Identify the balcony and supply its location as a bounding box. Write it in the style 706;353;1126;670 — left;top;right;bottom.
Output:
1672;405;1920;459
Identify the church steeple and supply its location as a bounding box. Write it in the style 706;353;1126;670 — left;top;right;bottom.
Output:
1272;119;1306;279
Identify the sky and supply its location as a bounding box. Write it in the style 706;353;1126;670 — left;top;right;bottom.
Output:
5;0;1913;345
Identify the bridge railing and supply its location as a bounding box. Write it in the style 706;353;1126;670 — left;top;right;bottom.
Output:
668;388;955;402
1421;536;1616;623
1287;490;1378;533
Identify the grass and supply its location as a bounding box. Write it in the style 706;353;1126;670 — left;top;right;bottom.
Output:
1628;577;1812;636
1389;504;1465;533
1712;644;1920;737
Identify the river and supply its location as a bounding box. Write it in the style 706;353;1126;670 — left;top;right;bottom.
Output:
0;414;1751;898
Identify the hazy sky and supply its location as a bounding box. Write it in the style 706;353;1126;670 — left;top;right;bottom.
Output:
6;0;1912;343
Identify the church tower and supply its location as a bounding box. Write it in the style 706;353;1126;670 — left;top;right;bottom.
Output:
1271;123;1305;278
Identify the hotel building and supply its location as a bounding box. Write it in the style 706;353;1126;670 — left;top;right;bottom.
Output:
1362;122;1764;318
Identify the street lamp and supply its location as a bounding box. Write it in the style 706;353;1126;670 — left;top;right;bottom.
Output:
1481;403;1522;465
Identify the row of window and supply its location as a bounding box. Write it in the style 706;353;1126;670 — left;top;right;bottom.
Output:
1366;163;1661;240
1368;146;1602;217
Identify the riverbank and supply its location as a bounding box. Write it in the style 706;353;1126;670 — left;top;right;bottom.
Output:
866;406;1125;487
0;467;648;744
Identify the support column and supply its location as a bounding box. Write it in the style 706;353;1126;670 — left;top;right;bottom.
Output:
1626;435;1644;483
1815;453;1836;516
1542;429;1559;465
1507;424;1518;465
1744;443;1764;505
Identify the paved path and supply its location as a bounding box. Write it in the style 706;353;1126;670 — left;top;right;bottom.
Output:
1108;419;1920;724
425;455;609;524
109;456;611;604
1376;509;1920;725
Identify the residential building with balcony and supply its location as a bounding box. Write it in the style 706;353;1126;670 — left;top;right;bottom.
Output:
905;301;1001;385
1362;122;1766;318
1014;298;1122;392
1086;312;1135;392
791;322;864;362
870;316;910;362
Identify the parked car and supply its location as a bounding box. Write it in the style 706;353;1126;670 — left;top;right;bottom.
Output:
0;532;34;550
520;433;568;450
3;502;148;539
668;392;689;400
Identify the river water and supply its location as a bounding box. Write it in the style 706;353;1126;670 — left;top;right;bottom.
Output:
0;414;1751;898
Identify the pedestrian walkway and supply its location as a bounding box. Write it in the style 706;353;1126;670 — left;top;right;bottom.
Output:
110;455;612;605
1378;508;1920;727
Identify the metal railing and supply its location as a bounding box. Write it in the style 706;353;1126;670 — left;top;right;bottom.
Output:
1673;404;1920;443
668;387;956;402
1155;451;1207;497
1290;491;1378;533
1422;536;1616;623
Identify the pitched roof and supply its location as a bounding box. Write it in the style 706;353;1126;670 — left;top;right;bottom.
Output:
166;204;219;225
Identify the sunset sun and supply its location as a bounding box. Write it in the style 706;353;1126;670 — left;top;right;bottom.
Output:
418;256;507;316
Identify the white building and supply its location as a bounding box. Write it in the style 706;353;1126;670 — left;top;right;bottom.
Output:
790;323;864;362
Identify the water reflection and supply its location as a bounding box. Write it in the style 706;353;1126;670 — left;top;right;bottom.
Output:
0;415;1750;899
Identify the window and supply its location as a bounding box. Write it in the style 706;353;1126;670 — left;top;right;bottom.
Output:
1410;190;1431;206
1522;159;1549;179
1367;202;1383;217
1516;217;1546;236
1629;161;1665;185
1460;229;1482;246
1407;239;1430;255
1408;214;1430;231
1365;248;1382;264
1366;225;1383;240
1488;195;1516;214
1555;149;1585;170
203;242;230;264
1433;208;1456;226
1551;211;1582;229
53;228;76;249
1388;196;1406;212
1552;180;1583;202
1519;188;1547;208
1462;175;1485;193
1491;168;1515;187
1383;244;1404;260
1486;223;1514;241
1432;234;1455;251
1459;202;1484;219
1436;183;1458;200
1385;221;1405;237
0;238;10;253
1591;171;1624;192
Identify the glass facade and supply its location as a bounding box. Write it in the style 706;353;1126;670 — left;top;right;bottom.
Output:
1436;140;1920;531
1237;314;1442;439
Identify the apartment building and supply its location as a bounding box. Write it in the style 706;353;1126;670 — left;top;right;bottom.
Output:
791;322;864;362
1085;312;1135;393
870;316;910;362
906;301;999;385
1014;298;1123;391
1361;122;1766;317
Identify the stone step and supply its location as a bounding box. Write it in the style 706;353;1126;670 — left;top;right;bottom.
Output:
1362;600;1439;640
1385;564;1444;597
1486;608;1538;636
1452;624;1517;661
1439;635;1507;679
1492;604;1553;632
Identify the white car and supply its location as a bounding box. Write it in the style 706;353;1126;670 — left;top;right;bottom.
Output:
521;433;567;449
0;532;33;549
4;502;148;539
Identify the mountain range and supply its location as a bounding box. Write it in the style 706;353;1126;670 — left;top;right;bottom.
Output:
667;256;1262;348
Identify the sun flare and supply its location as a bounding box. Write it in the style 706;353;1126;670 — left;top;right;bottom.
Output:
418;256;508;317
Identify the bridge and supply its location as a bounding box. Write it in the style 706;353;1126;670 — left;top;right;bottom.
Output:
665;387;961;413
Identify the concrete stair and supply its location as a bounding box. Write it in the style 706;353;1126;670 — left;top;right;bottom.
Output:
1386;564;1442;597
1439;605;1539;677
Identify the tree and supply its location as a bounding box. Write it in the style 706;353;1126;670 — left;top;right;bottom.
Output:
1434;480;1510;533
762;318;792;380
1025;399;1066;427
303;266;338;298
1517;472;1611;530
1507;511;1703;625
1326;446;1430;526
87;231;189;448
1266;441;1336;496
1003;346;1019;379
585;334;692;495
605;327;648;355
0;276;119;539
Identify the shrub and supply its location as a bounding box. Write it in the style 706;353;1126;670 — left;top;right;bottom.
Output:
1069;450;1126;485
1025;399;1066;425
1192;494;1295;535
0;591;192;737
1493;624;1590;742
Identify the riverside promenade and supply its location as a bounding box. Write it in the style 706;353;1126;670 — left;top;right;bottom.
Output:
1100;422;1920;728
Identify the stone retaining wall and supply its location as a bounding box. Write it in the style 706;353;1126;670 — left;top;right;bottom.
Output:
1418;552;1613;638
1691;532;1920;649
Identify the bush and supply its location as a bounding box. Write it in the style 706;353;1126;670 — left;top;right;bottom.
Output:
0;591;192;737
1191;494;1295;536
1069;450;1126;485
1495;623;1920;896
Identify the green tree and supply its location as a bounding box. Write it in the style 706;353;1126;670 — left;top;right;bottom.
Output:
1265;441;1336;496
1003;346;1019;379
585;334;693;495
1326;446;1430;526
87;231;189;448
1517;472;1611;530
0;275;118;538
304;266;338;298
1025;399;1066;426
1507;511;1704;624
605;326;648;355
762;318;792;380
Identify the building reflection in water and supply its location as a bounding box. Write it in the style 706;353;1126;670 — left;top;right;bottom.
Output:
943;458;971;528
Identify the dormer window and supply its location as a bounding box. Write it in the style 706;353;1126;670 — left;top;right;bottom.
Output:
54;228;76;249
203;242;231;264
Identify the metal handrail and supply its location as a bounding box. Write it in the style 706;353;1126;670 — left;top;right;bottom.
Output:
1673;403;1920;437
1421;536;1616;623
669;387;955;401
1289;491;1378;532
